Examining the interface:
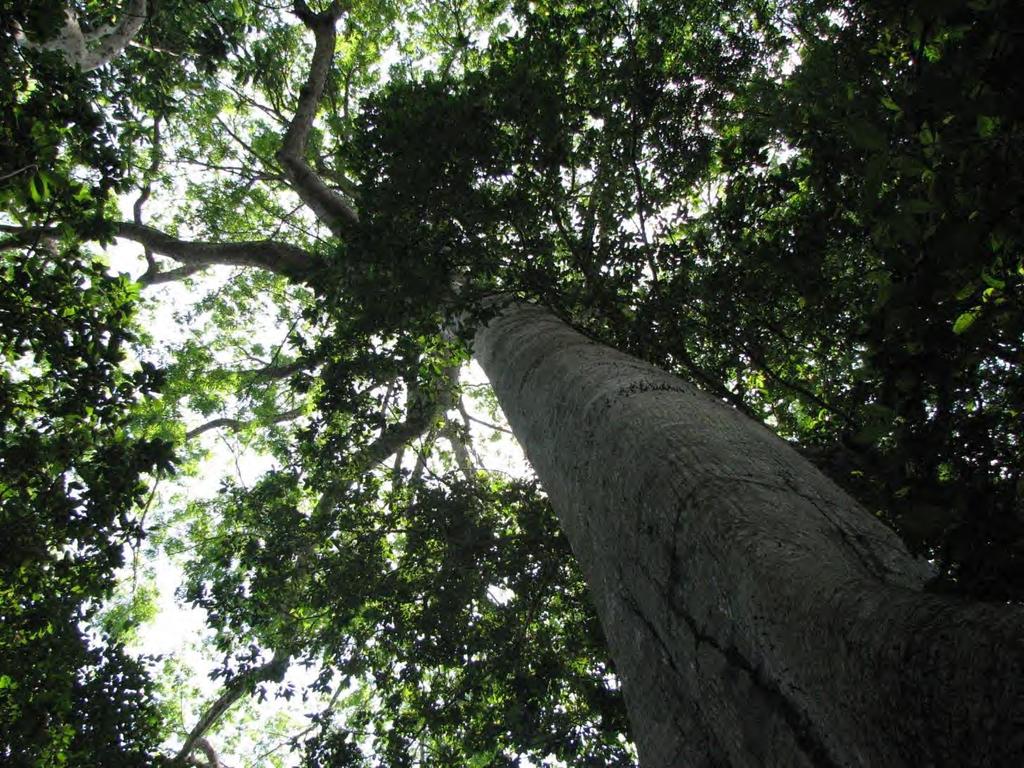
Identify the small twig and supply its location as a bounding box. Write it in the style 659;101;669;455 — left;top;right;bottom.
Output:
461;411;513;435
135;117;161;276
0;164;36;182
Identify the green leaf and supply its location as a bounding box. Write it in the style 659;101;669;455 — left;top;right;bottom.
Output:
38;170;53;199
955;282;977;301
981;269;1005;290
848;119;887;151
976;114;997;138
952;310;978;334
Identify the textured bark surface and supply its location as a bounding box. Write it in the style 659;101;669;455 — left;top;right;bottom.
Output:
475;303;1024;768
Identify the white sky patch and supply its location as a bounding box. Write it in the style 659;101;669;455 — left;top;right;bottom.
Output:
781;45;802;77
459;359;531;478
486;583;516;606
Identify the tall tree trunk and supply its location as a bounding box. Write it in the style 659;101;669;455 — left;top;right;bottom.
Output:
474;302;1024;768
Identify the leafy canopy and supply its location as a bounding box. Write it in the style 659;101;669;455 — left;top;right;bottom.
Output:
1;0;1022;765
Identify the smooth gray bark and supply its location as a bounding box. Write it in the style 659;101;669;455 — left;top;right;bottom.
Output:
475;302;1024;768
116;222;321;283
15;0;147;72
276;3;360;238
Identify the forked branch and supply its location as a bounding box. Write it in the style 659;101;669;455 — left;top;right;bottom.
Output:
140;263;206;286
0;222;322;285
315;366;461;515
15;0;147;71
186;738;222;768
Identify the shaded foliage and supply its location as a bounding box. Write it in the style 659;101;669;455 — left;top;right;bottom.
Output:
3;0;1024;764
349;0;1024;598
663;0;1024;597
178;471;631;766
0;245;171;765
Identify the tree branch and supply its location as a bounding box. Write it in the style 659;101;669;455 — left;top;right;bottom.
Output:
0;229;43;252
460;409;514;435
15;0;147;71
0;224;60;255
185;407;305;441
313;155;360;199
0;222;321;283
173;649;290;766
276;2;359;237
135;117;162;276
139;263;206;287
236;358;318;382
193;738;222;768
116;222;322;284
0;164;37;182
315;366;460;515
442;421;476;480
177;369;458;765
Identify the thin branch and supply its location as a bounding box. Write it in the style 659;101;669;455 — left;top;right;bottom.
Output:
580;153;611;257
237;358;316;382
185;407;305;441
410;430;433;488
276;2;359;236
135;117;162;276
0;164;36;182
172;156;281;182
271;685;347;758
460;411;514;435
391;446;407;489
127;39;179;56
221;80;287;125
312;155;360;200
456;399;486;468
213;114;266;165
140;263;206;286
173;649;290;766
315;366;460;516
249;193;333;246
442;421;476;480
746;346;852;423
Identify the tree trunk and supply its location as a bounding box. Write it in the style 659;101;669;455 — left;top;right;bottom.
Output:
474;302;1024;768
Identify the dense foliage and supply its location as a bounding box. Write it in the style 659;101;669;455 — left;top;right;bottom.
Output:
351;0;1024;598
0;245;170;765
1;0;1022;765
